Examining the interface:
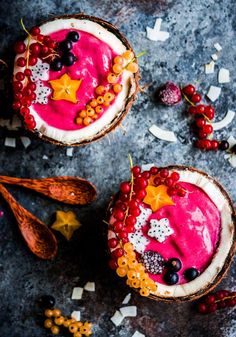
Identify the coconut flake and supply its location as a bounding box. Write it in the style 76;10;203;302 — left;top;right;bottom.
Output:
155;30;169;42
146;18;169;42
214;43;222;51
20;137;31;149
42;155;48;160
205;61;215;74
212;110;235;130
71;287;83;300
218;68;230;83
227;135;236;148
110;310;124;326
71;311;81;321
228;155;236;168
122;293;131;304
206;85;221;102
119;306;137;318
132;332;146;337
84;282;95;292
149;124;177;142
4;137;16;148
211;53;218;61
66;147;74;157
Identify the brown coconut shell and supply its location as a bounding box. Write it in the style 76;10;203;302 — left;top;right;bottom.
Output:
107;165;236;302
16;14;140;146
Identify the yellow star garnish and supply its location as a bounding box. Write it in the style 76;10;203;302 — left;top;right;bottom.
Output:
49;73;82;103
51;210;81;240
143;185;175;212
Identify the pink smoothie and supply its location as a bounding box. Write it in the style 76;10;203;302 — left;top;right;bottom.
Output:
141;182;221;284
32;29;119;130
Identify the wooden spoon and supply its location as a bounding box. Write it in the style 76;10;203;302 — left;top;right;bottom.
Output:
0;183;57;259
0;176;96;205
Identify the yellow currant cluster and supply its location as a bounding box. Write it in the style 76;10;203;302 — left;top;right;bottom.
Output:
116;243;157;297
44;308;92;336
75;50;138;127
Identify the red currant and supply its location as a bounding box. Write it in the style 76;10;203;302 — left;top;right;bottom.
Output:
177;189;186;197
14;41;26;54
21;97;32;107
47;40;57;49
119;193;129;202
111;248;124;259
207;304;217;313
210;140;219;150
142;171;151;179
40;45;49;55
14;92;23;100
170;172;180;181
30;26;41;36
183;84;195;96
113;209;125;221
197;303;207;313
15;72;25;81
129;208;141;217
25;115;36;129
37;34;44;42
191;93;201;103
109;259;118;270
12;101;21;110
128;199;139;209
108;238;118;249
165;177;173;187
198;130;207;139
132;166;141;177
135;189;146;200
204;106;215;120
43;36;51;44
29;56;38;66
23;88;32;96
154;177;162;186
215;291;225;300
16;57;26;67
118;230;128;239
196;118;206;128
202;139;212;150
159;168;169;178
24;69;32;76
13;81;23;92
135;177;148;189
126;225;135;233
120;181;131;194
115;201;127;212
20;107;30;116
202;124;213;134
30;42;41;56
167;187;177;196
150;166;158;175
188;106;197;114
205;295;215;305
113;221;123;232
27;82;36;91
196;104;205;114
29;93;36;101
125;215;136;227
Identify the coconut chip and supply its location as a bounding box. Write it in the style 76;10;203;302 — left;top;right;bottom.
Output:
4;137;16;148
71;311;81;321
119;306;137;318
122;293;131;305
84;282;95;292
205;61;215;74
71;287;83;300
206;85;221;102
20;137;31;149
149;124;177;142
66;147;74;157
214;43;222;51
146;18;169;42
132;332;146;337
218;68;230;83
212;110;235;131
211;54;218;61
110;310;124;326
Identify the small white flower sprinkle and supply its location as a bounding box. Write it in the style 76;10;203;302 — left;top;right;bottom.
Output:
20;137;31;149
4;137;16;148
110;310;124;326
84;282;95;292
214;42;222;51
71;311;81;321
71;287;83;300
206;85;221;102
218;68;230;83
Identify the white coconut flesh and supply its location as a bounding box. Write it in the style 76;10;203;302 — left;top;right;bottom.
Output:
108;167;235;299
13;18;136;144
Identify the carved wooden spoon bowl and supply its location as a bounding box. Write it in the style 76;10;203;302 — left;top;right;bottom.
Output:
0;183;57;259
0;176;96;205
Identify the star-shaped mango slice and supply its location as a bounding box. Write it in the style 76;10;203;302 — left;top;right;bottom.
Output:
49;73;82;103
51;210;81;240
143;185;175;212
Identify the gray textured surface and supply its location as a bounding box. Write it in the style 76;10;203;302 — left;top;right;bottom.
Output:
0;0;236;336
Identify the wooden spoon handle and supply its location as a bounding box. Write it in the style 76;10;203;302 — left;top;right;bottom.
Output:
0;176;34;188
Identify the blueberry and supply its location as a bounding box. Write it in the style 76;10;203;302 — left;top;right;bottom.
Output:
38;295;55;308
62;52;76;66
59;39;73;52
166;258;182;272
50;58;63;71
67;31;80;42
184;267;199;281
164;271;179;285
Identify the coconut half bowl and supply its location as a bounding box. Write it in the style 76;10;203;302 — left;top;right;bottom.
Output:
107;165;236;302
13;14;139;146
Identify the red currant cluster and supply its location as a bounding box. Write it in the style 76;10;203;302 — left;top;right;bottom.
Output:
197;290;236;314
182;84;229;151
13;26;58;130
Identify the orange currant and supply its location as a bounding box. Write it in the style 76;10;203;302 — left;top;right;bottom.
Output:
96;96;104;105
136;263;145;273
118;256;128;267
63;319;70;328
114;55;124;65
52;309;61;318
112;64;123;74
73;332;82;337
149;283;158;292
51;325;60;335
128;258;138;269
44;319;53;328
113;83;123;93
107;73;118;84
131;279;140;288
123;50;134;60
124;242;133;253
95;85;105;95
104;92;115;103
75;117;83;125
86;107;95;117
127;269;137;280
126;62;138;73
54;316;64;325
140;287;150;297
141;280;149;288
44;309;54;318
95;106;103;114
83;116;92;126
93;113;98;119
79;110;87;118
69;323;78;333
89;98;98;108
116;267;128;277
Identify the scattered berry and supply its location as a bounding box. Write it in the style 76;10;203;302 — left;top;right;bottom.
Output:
157;82;182;106
67;31;80;42
183;84;195;96
166;258;182;272
184;267;199;281
219;140;229;151
164;271;179;285
191;92;201;103
14;41;26;54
